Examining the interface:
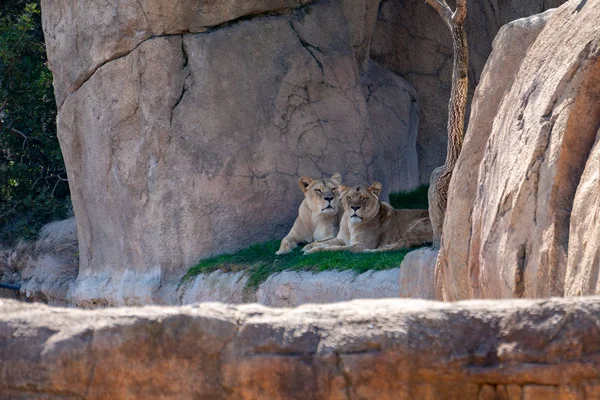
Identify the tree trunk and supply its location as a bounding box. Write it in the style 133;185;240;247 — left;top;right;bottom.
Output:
424;0;469;246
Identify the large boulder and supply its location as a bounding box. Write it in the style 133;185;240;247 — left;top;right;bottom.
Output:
370;0;567;182
3;297;600;398
437;0;600;300
42;0;421;299
435;10;555;300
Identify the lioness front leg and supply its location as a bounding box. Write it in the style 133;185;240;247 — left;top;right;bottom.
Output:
277;232;310;255
304;243;365;255
276;238;296;255
363;243;406;253
301;237;345;253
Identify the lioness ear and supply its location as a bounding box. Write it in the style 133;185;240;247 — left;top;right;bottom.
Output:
331;172;342;185
298;176;314;193
338;185;349;195
368;181;382;199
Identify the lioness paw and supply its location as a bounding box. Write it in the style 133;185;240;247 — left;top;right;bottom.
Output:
276;241;293;255
303;247;322;255
301;243;317;253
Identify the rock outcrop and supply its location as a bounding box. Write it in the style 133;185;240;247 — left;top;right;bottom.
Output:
398;247;438;299
437;0;600;300
3;297;600;398
371;0;567;182
0;218;78;305
42;0;421;296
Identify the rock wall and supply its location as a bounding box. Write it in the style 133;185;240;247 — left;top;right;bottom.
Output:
437;0;600;300
370;0;567;182
3;297;600;399
42;0;421;295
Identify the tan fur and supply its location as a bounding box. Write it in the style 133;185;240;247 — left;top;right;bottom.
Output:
276;173;344;255
303;182;433;254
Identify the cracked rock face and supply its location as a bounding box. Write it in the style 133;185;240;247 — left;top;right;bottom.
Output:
43;0;421;294
371;0;567;182
3;297;600;398
41;0;314;107
436;0;600;300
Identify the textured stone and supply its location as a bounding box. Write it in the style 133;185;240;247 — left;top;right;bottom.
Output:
3;297;600;398
438;0;600;300
0;218;78;306
256;269;399;307
180;271;250;305
435;10;555;300
398;247;437;299
45;0;421;299
370;0;567;182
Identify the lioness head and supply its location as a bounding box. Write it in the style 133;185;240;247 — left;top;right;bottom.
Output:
298;173;343;216
340;182;382;225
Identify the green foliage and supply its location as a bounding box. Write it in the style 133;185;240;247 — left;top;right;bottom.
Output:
182;240;412;290
389;185;429;209
0;2;70;243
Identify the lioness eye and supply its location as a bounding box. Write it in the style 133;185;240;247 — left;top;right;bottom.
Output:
315;189;322;194
362;198;367;204
346;196;351;201
332;187;337;192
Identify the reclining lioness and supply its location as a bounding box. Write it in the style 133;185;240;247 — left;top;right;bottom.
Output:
276;173;344;255
302;182;432;254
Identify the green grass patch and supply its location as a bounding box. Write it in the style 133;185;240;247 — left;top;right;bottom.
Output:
182;240;411;291
389;184;429;209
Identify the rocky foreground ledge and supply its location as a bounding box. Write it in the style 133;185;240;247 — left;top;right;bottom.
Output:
2;298;600;399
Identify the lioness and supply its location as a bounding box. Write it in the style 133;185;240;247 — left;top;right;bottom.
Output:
302;182;432;254
276;173;344;255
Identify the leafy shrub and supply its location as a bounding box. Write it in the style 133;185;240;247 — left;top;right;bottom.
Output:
0;2;70;244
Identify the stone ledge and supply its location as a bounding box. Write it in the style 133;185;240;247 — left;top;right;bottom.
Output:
1;297;600;398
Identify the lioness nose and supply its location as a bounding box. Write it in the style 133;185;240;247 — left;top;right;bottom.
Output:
351;205;360;211
324;195;334;202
